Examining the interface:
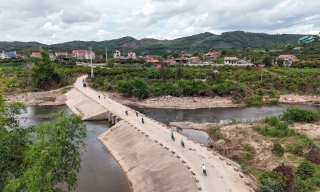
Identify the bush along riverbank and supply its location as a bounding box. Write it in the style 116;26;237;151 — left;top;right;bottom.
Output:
87;65;320;107
206;107;320;191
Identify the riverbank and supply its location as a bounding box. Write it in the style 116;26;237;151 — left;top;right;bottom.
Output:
5;87;71;106
6;87;320;109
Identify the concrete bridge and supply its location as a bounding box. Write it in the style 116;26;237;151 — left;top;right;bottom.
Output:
65;75;253;192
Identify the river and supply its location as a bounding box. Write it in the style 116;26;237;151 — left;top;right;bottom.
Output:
19;104;318;191
19;106;131;192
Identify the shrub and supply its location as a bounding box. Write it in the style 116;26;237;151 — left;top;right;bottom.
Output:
264;116;279;126
259;171;286;192
275;122;288;130
292;145;304;156
273;164;294;190
272;143;284;156
293;176;315;192
245;95;262;105
306;149;320;164
281;107;319;123
296;161;315;180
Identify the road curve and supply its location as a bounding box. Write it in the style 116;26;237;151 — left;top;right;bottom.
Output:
75;75;252;192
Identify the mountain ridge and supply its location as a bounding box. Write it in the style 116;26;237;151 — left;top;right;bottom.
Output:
0;31;304;53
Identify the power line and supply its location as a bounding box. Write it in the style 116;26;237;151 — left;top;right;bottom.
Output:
266;17;320;32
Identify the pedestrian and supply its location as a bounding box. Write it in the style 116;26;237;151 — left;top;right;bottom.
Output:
82;79;85;83
136;111;138;117
98;95;100;99
201;164;207;175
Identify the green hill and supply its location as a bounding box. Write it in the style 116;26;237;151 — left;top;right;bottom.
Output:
0;31;304;55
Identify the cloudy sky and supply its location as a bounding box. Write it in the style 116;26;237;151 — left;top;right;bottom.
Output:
1;0;319;44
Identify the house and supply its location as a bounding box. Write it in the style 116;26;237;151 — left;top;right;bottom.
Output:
224;57;238;64
155;61;170;68
140;55;155;61
72;50;95;59
277;54;299;67
174;57;188;64
190;57;201;64
1;51;17;59
55;51;68;57
113;50;121;58
165;58;177;65
31;52;42;58
127;52;137;59
84;51;95;60
203;51;221;60
293;46;303;50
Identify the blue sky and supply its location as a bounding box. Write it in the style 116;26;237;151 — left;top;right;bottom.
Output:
0;0;319;44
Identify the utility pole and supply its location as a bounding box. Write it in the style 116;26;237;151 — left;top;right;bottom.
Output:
106;48;108;66
89;47;93;78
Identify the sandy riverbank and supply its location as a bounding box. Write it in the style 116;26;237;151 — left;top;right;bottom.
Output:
5;87;320;109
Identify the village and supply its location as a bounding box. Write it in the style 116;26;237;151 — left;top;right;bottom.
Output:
1;48;300;67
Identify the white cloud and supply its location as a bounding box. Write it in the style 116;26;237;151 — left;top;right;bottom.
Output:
0;0;319;44
42;22;62;31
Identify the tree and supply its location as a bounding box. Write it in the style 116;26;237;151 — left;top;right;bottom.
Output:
277;58;284;67
31;50;60;89
262;57;272;67
175;65;184;79
4;110;86;191
0;96;28;191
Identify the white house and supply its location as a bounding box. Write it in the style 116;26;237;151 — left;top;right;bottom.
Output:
113;50;121;58
224;57;238;64
72;50;95;59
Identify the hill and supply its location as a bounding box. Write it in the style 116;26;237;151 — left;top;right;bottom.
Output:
0;31;304;54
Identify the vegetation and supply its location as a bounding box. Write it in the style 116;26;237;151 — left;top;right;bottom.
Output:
0;96;87;191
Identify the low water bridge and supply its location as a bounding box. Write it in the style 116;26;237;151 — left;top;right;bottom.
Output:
65;75;253;192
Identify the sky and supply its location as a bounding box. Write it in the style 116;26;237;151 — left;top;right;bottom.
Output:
0;0;320;45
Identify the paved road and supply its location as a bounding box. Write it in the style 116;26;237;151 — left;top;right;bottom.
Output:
75;75;251;192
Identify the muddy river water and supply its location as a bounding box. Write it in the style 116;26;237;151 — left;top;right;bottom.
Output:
20;104;318;191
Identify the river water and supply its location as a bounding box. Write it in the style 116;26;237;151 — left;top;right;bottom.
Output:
131;104;318;144
19;106;131;192
19;104;318;191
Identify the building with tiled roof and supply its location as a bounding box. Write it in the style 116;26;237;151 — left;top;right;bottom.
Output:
277;54;299;67
31;52;42;58
224;56;238;64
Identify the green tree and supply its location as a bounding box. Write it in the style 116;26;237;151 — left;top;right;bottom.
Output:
31;50;60;89
0;96;28;191
259;171;286;192
4;110;86;192
262;57;272;67
175;65;184;79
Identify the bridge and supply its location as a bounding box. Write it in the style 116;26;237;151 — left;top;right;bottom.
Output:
65;75;253;192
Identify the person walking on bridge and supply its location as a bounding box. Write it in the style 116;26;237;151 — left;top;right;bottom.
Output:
202;164;207;176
